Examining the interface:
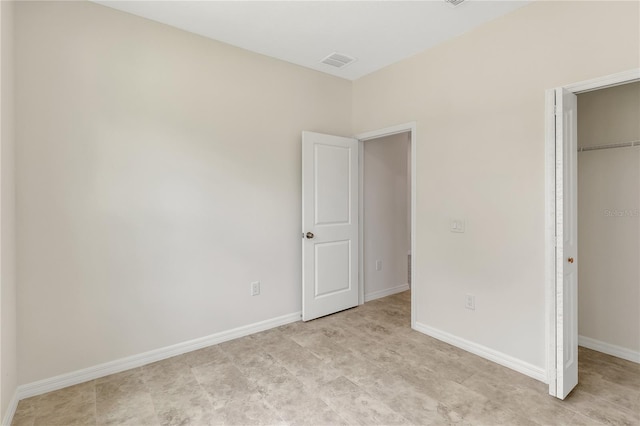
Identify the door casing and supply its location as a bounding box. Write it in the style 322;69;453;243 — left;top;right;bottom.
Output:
356;122;417;330
544;69;640;398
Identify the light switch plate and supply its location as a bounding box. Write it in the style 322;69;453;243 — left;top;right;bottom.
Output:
450;219;465;233
465;294;475;310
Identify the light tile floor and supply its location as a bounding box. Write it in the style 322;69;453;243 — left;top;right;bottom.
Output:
11;291;640;425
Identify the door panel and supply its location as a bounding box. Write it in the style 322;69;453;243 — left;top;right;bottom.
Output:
555;88;578;399
315;240;351;297
302;131;358;321
315;144;351;225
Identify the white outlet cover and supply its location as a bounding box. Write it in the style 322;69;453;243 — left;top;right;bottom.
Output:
450;219;465;233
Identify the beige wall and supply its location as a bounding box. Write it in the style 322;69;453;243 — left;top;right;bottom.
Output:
15;1;352;384
577;82;640;353
353;0;640;369
10;0;640;391
363;133;410;299
1;0;17;419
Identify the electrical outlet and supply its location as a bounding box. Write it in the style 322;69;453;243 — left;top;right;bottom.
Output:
376;260;382;271
465;294;475;310
450;219;465;233
251;281;260;296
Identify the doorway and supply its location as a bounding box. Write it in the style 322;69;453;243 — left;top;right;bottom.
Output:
356;123;417;329
576;82;640;364
361;132;411;301
545;69;640;399
301;124;416;324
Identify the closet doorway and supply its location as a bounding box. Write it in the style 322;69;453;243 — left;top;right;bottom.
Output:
545;69;640;399
576;82;640;364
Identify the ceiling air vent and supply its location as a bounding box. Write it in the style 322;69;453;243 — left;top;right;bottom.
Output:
321;52;356;69
445;0;465;6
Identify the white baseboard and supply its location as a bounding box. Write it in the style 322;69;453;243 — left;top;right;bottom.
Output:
414;322;547;383
364;284;409;302
17;311;301;401
1;391;19;426
579;335;640;364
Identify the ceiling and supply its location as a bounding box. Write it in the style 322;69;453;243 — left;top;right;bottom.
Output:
93;1;531;81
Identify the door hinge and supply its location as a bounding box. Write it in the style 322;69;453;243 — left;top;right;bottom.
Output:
554;106;561;116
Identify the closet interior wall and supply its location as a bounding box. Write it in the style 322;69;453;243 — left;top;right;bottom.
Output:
576;82;640;358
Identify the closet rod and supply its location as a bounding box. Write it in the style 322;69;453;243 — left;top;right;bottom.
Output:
578;140;640;152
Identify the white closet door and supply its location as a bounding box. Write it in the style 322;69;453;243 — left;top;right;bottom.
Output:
555;88;579;399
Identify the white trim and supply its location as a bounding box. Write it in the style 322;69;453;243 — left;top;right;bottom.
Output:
415;322;547;383
364;284;409;302
1;392;18;426
545;68;640;398
579;336;640;364
563;69;640;94
357;122;415;142
355;122;417;330
16;311;301;400
358;139;365;306
544;88;557;396
410;127;416;330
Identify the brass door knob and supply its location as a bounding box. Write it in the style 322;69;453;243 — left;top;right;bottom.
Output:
306;232;315;239
568;257;574;264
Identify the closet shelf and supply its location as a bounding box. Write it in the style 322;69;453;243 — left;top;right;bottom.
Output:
578;140;640;152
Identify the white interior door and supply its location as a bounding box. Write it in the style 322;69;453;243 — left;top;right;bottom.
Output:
555;88;579;399
302;131;359;321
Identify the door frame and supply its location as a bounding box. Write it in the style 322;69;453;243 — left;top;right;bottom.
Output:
355;122;417;329
544;69;640;397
